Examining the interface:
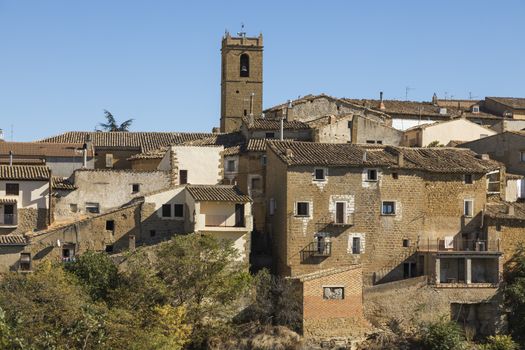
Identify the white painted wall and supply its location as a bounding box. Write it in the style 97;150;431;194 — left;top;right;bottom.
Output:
421;119;496;147
0;180;49;209
392;118;434;131
170;146;223;185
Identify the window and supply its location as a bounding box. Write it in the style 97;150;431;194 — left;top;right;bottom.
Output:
472;106;480;113
243;109;247;116
105;153;113;168
19;253;31;271
392;172;399;180
162;204;172;218
352;237;361;254
323;286;344;300
296;202;310;217
132;184;140;193
382;201;396;215
105;245;114;253
265;132;275;139
314;168;326;181
85;202;100;214
261;155;267;166
179;170;188;185
150;230;156;237
366;140;375;144
106;220;115;231
521;151;525;163
226;160;236;172
347;121;353;129
69;204;78;213
464;199;474;217
240;53;249;77
174;204;184;218
496;223;502;232
403;239;410;247
377;140;383;145
269;198;276;216
366;169;378;181
5;183;19;196
464;174;473;184
251;177;262;191
62;245;75;262
487;171;500;193
335;202;346;224
403;262;417;278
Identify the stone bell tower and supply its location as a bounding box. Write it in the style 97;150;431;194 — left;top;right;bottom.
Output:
220;30;263;133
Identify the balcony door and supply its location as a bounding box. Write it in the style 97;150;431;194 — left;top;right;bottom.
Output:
4;205;14;225
336;202;345;224
235;204;244;227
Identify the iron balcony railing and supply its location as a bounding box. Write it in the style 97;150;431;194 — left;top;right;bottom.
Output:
418;238;500;253
302;241;332;257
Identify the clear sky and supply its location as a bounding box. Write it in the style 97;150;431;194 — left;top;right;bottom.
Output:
0;0;524;141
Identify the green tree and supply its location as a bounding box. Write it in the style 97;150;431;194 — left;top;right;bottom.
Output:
66;250;119;301
419;317;464;350
99;110;134;131
155;234;252;348
427;140;444;147
504;244;525;346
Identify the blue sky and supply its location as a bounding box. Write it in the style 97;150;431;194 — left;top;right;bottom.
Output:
0;0;524;141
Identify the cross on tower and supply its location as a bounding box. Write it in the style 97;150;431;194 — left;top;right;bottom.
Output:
237;23;246;37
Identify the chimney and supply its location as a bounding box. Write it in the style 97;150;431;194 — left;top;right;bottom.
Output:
476;154;490;160
0;129;4;141
508;205;515;216
362;151;367;162
212;127;220;134
128;235;136;251
286;100;295;122
285;148;293;157
249;92;255;117
379;92;386;110
82;143;88;168
280;117;284;141
397;152;404;167
9;151;13;167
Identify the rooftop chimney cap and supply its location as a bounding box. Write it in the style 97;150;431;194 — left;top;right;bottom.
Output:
508;205;515;216
362;151;367;162
0;129;3;141
285;148;293;157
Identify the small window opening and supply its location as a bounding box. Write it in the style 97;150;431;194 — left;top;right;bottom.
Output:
382;201;396;215
105;245;114;253
265;132;275;139
392;172;399;179
132;184;140;193
323;287;344;300
296;202;310;217
464;174;473;184
150;230;156;237
367;169;378;181
174;204;184;218
106;220;115;231
240;53;249;77
314;168;326;181
162;204;172;218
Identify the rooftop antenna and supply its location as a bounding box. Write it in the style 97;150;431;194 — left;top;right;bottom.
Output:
237;23;246;37
405;86;415;101
468;92;478;100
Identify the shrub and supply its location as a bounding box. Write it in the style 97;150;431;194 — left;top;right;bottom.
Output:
420;318;464;350
480;335;518;350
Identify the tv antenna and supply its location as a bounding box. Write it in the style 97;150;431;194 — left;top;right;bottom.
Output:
468;92;478;100
405;86;415;101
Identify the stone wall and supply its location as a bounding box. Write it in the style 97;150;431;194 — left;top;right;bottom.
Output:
300;266;369;339
130;158;162;171
0;208;48;235
94;148;140;170
29;204;142;265
363;277;505;336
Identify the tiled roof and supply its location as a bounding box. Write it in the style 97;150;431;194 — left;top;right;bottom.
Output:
267;141;501;173
346;99;455;118
486;97;525;110
0;158;45;165
485;202;525;220
244;138;298;152
39;131;215;152
181;132;246;156
242;116;311;131
0;198;17;204
128;147;169;160
52;177;77;190
0;235;27;246
0;142;92;158
291;265;361;282
0;165;51;180
186;185;251;202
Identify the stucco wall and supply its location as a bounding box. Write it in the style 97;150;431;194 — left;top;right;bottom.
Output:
47;157;95;177
0;180;49;209
354;115;403;145
418;119;496;147
54;170;171;220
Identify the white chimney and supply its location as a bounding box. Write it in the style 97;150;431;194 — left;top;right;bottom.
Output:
0;129;4;141
9;151;13;166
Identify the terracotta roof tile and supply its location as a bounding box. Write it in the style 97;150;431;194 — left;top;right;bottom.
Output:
267;141;501;173
0;142;92;158
52;177;77;190
0;165;51;180
487;97;525;110
0;235;27;246
39;131;215;152
186;185;251;202
485;202;525;220
242;116;311;131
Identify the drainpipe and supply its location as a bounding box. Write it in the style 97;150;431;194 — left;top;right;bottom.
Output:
280;117;284;141
48;169;53;227
82;143;88;168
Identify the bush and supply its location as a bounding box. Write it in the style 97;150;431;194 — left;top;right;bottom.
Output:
420;318;464;350
480;335;518;350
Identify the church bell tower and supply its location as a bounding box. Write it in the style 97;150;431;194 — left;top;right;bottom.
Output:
220;30;263;133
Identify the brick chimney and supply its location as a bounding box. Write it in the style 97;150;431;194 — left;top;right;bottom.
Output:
286;100;295;122
397;152;404;167
379;91;386;110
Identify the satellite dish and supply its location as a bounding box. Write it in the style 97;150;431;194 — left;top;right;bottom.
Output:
57;239;61;247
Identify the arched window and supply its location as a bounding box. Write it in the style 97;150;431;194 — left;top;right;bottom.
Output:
240;54;249;77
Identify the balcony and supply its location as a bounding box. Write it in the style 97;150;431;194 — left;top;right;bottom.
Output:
301;241;332;262
0;214;17;227
418;238;500;253
204;214;245;228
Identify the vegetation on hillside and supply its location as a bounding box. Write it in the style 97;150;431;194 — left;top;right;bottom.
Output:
0;234;304;349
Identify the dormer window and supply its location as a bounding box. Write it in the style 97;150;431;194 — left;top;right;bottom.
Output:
472;105;480;113
240;54;249;77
